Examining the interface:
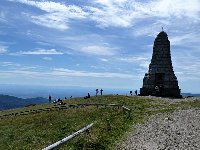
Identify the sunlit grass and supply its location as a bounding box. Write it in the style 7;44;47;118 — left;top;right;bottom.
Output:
0;95;199;149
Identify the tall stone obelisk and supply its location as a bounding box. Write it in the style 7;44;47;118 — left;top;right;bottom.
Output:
140;31;181;98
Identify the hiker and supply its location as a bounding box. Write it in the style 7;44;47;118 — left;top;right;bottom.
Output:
49;95;51;103
53;99;58;104
58;100;64;105
135;90;137;96
88;93;90;98
84;93;91;99
130;91;132;96
96;89;99;96
100;89;103;95
60;100;64;105
155;86;159;96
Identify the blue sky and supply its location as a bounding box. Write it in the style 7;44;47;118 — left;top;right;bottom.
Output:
0;0;200;93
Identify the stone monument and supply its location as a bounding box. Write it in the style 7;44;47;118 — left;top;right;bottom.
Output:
140;30;181;98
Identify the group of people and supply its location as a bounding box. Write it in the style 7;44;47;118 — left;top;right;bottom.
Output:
84;88;103;99
48;96;68;105
49;88;139;103
96;88;103;96
130;90;138;96
48;96;73;103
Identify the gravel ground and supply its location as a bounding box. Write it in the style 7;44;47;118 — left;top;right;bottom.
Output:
140;96;200;103
117;109;200;150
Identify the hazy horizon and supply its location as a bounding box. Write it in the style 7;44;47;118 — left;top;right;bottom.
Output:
0;84;136;99
0;84;199;99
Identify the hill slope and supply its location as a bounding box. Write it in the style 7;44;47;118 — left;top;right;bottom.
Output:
0;95;199;149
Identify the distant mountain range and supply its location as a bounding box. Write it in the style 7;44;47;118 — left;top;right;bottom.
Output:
181;93;200;97
0;94;48;111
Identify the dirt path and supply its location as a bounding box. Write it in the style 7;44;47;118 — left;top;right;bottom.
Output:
117;109;200;150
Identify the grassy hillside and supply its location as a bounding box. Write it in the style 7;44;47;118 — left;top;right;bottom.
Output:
0;95;200;150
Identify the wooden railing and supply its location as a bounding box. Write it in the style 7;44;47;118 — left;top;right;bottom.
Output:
122;106;131;119
0;103;123;119
42;123;93;150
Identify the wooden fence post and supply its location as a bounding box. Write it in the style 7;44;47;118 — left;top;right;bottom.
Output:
106;119;111;131
122;106;131;119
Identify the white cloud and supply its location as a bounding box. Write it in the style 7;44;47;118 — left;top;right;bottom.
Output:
0;61;20;67
132;21;168;37
31;13;69;30
119;56;148;63
88;0;200;28
52;68;134;78
100;58;108;62
119;55;150;69
36;41;52;46
173;52;200;80
19;30;119;56
170;33;199;46
16;49;64;55
0;46;7;54
0;11;7;23
12;0;87;16
86;1;134;28
80;45;118;56
0;64;134;80
42;57;52;61
0;61;39;71
149;0;200;19
12;0;88;30
10;0;200;30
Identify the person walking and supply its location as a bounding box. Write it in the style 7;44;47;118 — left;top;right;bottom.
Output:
49;95;51;103
96;89;99;96
135;90;138;96
100;89;103;95
130;91;133;96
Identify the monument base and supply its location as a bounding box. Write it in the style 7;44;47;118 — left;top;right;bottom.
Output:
140;87;182;98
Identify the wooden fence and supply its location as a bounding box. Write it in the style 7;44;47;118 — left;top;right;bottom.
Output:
0;103;123;119
122;106;131;119
42;123;93;150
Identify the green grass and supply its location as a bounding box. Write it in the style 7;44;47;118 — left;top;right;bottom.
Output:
0;95;199;150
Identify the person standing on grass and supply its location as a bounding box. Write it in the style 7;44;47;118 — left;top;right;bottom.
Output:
49;95;51;103
96;89;99;96
130;91;133;96
135;90;138;96
87;93;90;98
100;89;103;95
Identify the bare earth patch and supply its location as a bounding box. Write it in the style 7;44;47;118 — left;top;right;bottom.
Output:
117;109;200;150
